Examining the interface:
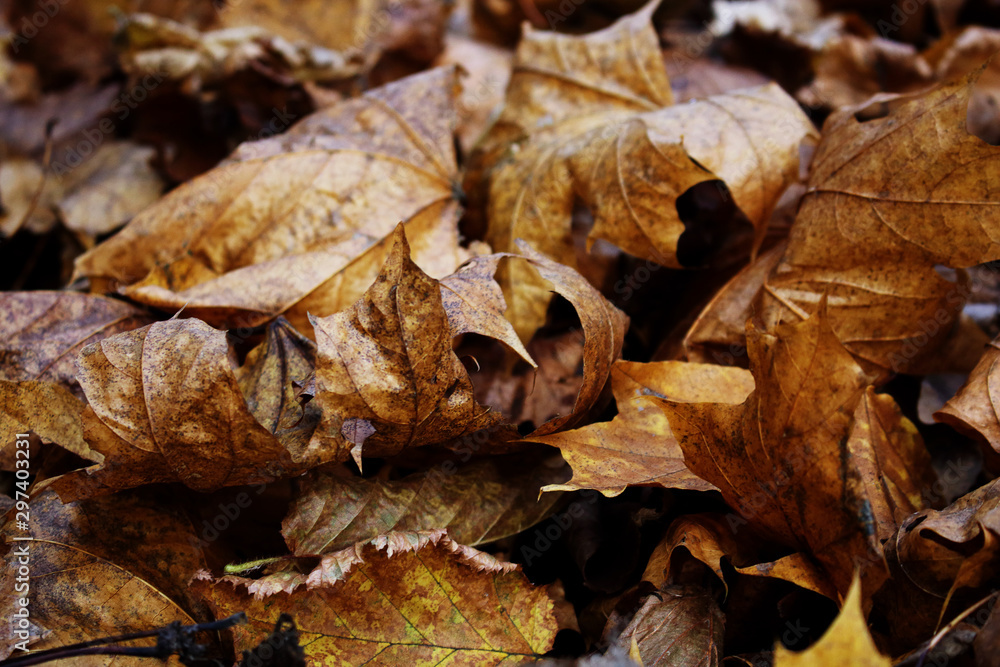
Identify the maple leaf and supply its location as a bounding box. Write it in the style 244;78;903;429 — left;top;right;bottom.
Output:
530;360;753;496
73;66;471;334
191;530;561;666
759;67;1000;374
773;574;891;667
656;306;935;599
466;0;816;340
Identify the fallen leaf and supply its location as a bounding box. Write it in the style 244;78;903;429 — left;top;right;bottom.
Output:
192;529;560;665
467;0;816;340
532;360;752;496
936;337;1000;458
74;66;469;332
656;307;934;598
0;291;153;396
760;68;1000;374
615;585;725;667
282;455;566;556
0;487;210;661
309;226;508;466
51;318;294;500
0;380;99;462
773;573;890;666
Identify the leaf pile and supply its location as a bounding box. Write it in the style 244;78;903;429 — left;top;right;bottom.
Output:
4;0;1000;665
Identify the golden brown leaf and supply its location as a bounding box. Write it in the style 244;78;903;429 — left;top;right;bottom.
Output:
0;381;99;463
642;514;743;592
309;226;507;466
656;308;935;598
466;1;816;340
936;337;1000;457
440;254;535;367
760;68;1000;374
0;292;152;396
773;574;890;667
191;530;560;666
0;487;209;661
532;360;752;496
74;66;469;332
282;455;566;556
51;318;293;500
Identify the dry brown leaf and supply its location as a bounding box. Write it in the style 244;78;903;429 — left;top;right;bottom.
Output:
0;487;209;661
309;226;509;466
684;242;785;364
282;455;566;556
56;141;164;237
656;307;936;599
234;317;321;465
617;586;724;667
760;68;1000;374
0;380;99;462
51;318;294;501
889;478;999;599
191;529;560;665
0;291;153;396
532;360;751;496
466;0;816;341
117;12;366;87
74;66;469;333
735;552;839;601
936;337;1000;457
773;574;890;667
440;253;535;367
642;514;744;592
515;241;629;436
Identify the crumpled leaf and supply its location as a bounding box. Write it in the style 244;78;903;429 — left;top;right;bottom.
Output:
532;360;752;496
440;253;535;367
615;585;724;667
656;307;936;598
0;487;209;661
0;291;153;396
935;337;1000;458
118;12;366;87
889;478;999;599
235;317;321;466
51;318;294;501
642;514;744;592
773;574;890;667
191;529;560;666
282;455;567;556
759;67;1000;374
514;241;629;436
0;380;99;463
466;0;816;340
309;226;510;466
73;66;470;333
